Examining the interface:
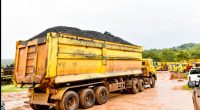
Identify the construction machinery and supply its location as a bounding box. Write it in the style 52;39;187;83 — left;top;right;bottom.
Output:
1;64;14;85
155;62;168;71
187;59;200;72
13;26;157;110
155;62;162;71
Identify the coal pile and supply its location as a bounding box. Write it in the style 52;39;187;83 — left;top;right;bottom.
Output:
28;26;133;45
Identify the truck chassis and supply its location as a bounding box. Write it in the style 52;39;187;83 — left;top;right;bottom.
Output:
27;74;156;110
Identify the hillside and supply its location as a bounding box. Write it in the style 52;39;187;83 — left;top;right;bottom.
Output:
171;43;200;51
1;59;14;67
143;43;200;62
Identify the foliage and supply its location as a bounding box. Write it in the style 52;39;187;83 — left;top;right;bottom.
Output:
143;43;200;62
160;49;177;61
173;43;197;51
143;49;161;61
176;50;190;61
190;44;200;59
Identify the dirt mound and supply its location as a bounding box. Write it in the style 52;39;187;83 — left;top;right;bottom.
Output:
28;26;133;45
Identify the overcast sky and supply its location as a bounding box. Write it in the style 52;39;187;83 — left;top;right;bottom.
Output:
2;0;200;59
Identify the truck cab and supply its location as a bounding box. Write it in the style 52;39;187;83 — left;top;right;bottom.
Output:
155;62;161;71
142;59;157;81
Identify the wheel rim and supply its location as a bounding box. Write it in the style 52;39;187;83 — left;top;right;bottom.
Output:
67;97;76;109
136;83;139;89
86;94;92;102
85;93;93;105
100;90;107;102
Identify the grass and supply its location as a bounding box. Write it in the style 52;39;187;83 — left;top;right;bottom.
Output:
1;85;28;93
182;84;193;90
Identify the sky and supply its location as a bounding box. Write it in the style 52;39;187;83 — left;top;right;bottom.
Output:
2;0;200;59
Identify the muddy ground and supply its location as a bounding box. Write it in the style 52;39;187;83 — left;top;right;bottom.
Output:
2;71;194;110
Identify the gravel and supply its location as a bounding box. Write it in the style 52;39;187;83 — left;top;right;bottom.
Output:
28;26;133;45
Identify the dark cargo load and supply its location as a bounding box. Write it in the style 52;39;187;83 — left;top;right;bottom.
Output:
28;26;132;45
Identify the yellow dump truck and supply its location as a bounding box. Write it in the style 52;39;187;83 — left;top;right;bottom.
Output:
13;26;157;110
187;59;200;72
155;62;162;71
142;59;157;86
156;62;168;71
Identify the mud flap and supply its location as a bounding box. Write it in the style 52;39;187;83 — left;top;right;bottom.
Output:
31;93;49;105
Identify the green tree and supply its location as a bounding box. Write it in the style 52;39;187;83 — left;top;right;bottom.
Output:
143;49;161;61
160;49;177;62
190;44;200;59
176;50;191;61
143;43;200;62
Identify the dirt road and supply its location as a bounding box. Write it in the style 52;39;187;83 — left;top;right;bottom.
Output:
2;71;194;110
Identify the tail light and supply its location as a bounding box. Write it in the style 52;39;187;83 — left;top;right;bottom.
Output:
189;76;191;81
49;89;57;94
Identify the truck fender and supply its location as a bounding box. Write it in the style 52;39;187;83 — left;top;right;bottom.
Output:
152;74;157;80
50;88;69;100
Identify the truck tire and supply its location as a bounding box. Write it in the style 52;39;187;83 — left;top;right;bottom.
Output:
79;89;95;109
150;77;155;88
138;79;145;92
59;91;79;110
128;79;139;94
95;86;108;105
30;104;49;110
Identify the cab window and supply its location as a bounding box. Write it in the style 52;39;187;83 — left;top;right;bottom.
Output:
190;69;200;75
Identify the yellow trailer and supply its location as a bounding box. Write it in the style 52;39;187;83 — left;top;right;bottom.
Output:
13;26;156;110
14;33;142;84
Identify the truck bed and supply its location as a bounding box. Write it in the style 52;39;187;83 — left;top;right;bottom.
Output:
14;27;142;84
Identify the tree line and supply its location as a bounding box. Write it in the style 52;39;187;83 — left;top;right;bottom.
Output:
143;43;200;62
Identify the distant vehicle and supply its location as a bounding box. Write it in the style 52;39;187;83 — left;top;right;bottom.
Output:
187;59;200;72
188;68;200;87
1;64;14;85
155;62;168;71
188;80;200;110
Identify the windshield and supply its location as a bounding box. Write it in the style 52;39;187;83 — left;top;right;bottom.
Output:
190;69;200;75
